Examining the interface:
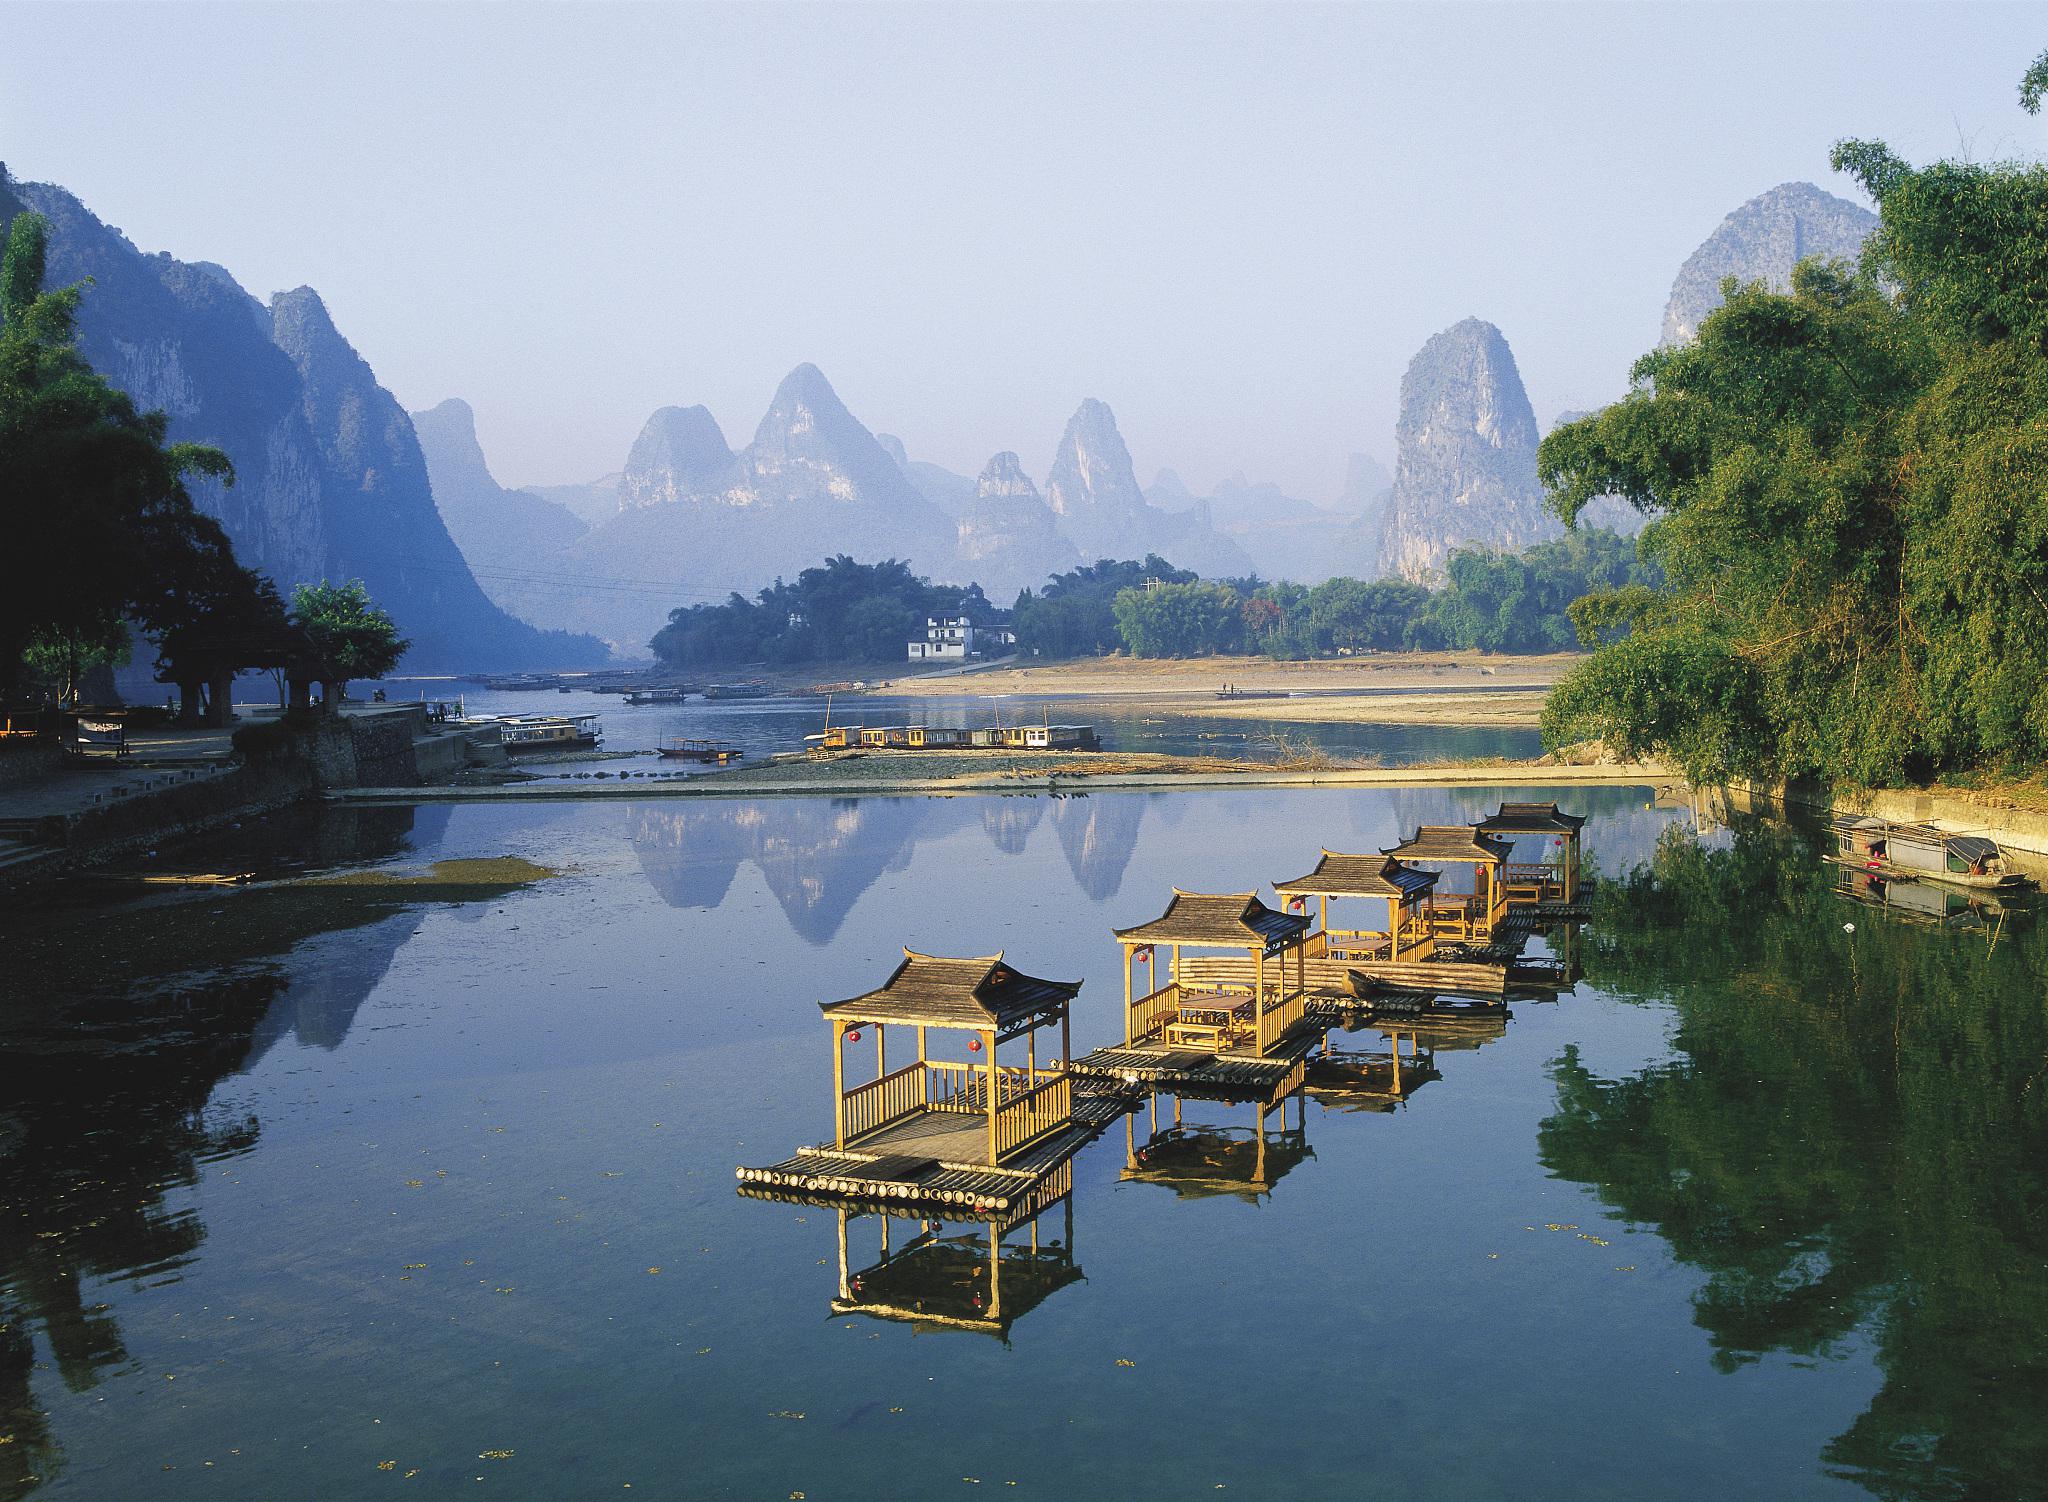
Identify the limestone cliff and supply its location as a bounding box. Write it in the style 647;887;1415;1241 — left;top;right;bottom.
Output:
3;171;599;670
1662;182;1876;345
1378;319;1558;583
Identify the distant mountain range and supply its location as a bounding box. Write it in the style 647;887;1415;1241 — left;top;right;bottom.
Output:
0;167;601;673
449;371;1260;651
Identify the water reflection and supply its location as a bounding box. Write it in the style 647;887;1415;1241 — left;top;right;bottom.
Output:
825;1171;1082;1343
1119;1089;1313;1203
629;791;1151;941
0;808;557;1500
1050;794;1145;900
1539;823;2048;1501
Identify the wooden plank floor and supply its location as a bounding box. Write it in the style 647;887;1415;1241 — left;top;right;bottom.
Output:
849;1108;990;1163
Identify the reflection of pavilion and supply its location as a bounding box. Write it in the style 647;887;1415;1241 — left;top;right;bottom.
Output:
1305;1008;1518;1112
829;1165;1082;1340
1120;1086;1312;1203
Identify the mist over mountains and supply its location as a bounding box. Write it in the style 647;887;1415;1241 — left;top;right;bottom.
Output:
8;165;1877;664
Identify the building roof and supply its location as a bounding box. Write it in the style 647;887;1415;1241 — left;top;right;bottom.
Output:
1384;826;1514;864
820;951;1080;1031
1272;852;1438;900
1473;801;1588;835
1113;890;1309;949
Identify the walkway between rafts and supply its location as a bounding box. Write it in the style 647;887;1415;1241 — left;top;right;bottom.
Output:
735;1083;1131;1214
1069;1028;1322;1098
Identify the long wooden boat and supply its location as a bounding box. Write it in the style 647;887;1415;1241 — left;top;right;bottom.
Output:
1828;816;2032;890
658;738;743;764
495;714;602;752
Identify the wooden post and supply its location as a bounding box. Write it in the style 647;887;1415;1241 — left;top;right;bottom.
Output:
876;1023;885;1081
1027;1026;1036;1088
1255;1100;1268;1185
1565;834;1578;902
1060;1006;1071;1072
831;1019;847;1149
1123;947;1134;1044
836;1210;850;1299
984;1029;999;1164
1125;1110;1137;1170
1391;1030;1403;1096
1254;945;1266;1052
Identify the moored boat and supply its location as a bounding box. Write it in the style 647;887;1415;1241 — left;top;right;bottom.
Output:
658;738;743;764
495;714;603;752
1828;816;2032;890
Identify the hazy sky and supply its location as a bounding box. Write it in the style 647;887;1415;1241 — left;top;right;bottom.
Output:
4;2;2045;501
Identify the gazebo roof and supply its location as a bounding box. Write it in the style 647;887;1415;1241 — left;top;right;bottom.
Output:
1272;851;1438;900
1473;801;1588;835
1384;826;1514;864
1113;890;1309;949
820;951;1080;1030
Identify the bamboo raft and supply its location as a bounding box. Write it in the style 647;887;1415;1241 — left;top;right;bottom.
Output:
736;1087;1128;1213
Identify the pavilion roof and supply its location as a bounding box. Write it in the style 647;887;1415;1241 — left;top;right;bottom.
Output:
820;951;1080;1031
1384;826;1514;864
1113;890;1308;949
1272;852;1438;900
1473;801;1588;835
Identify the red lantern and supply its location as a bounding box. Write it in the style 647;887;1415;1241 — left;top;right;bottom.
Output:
968;1037;983;1053
846;1029;862;1043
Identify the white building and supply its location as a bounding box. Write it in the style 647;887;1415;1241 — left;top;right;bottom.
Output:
907;613;1014;662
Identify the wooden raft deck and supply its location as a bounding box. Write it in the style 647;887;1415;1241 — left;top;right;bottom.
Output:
1070;1026;1321;1101
734;1081;1130;1212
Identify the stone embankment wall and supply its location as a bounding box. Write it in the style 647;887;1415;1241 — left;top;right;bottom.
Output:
3;709;459;885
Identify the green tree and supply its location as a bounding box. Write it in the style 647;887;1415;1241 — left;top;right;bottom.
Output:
22;618;129;706
0;205;241;701
291;580;407;705
1012;556;1193;658
1111;580;1242;657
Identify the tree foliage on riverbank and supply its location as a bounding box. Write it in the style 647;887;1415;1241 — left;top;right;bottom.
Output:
650;556;993;667
1539;59;2048;786
1103;529;1651;659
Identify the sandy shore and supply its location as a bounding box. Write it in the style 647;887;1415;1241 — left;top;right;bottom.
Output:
882;651;1582;698
877;653;1575;727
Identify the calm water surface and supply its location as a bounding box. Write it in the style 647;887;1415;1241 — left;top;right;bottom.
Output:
3;785;2043;1500
383;683;1542;772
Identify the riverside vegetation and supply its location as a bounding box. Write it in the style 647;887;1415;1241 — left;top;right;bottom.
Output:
1539;56;2048;789
648;530;1652;671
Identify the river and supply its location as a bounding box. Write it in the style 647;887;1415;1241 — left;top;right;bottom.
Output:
2;782;2041;1500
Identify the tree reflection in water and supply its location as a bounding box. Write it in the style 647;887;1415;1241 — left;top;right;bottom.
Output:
0;805;542;1500
1539;823;2048;1501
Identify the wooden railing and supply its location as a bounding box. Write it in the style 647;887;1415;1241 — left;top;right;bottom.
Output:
1128;981;1181;1044
927;1061;1038;1114
995;1072;1072;1158
924;1060;977;1111
842;1060;929;1140
1259;986;1309;1047
1315;927;1393;961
